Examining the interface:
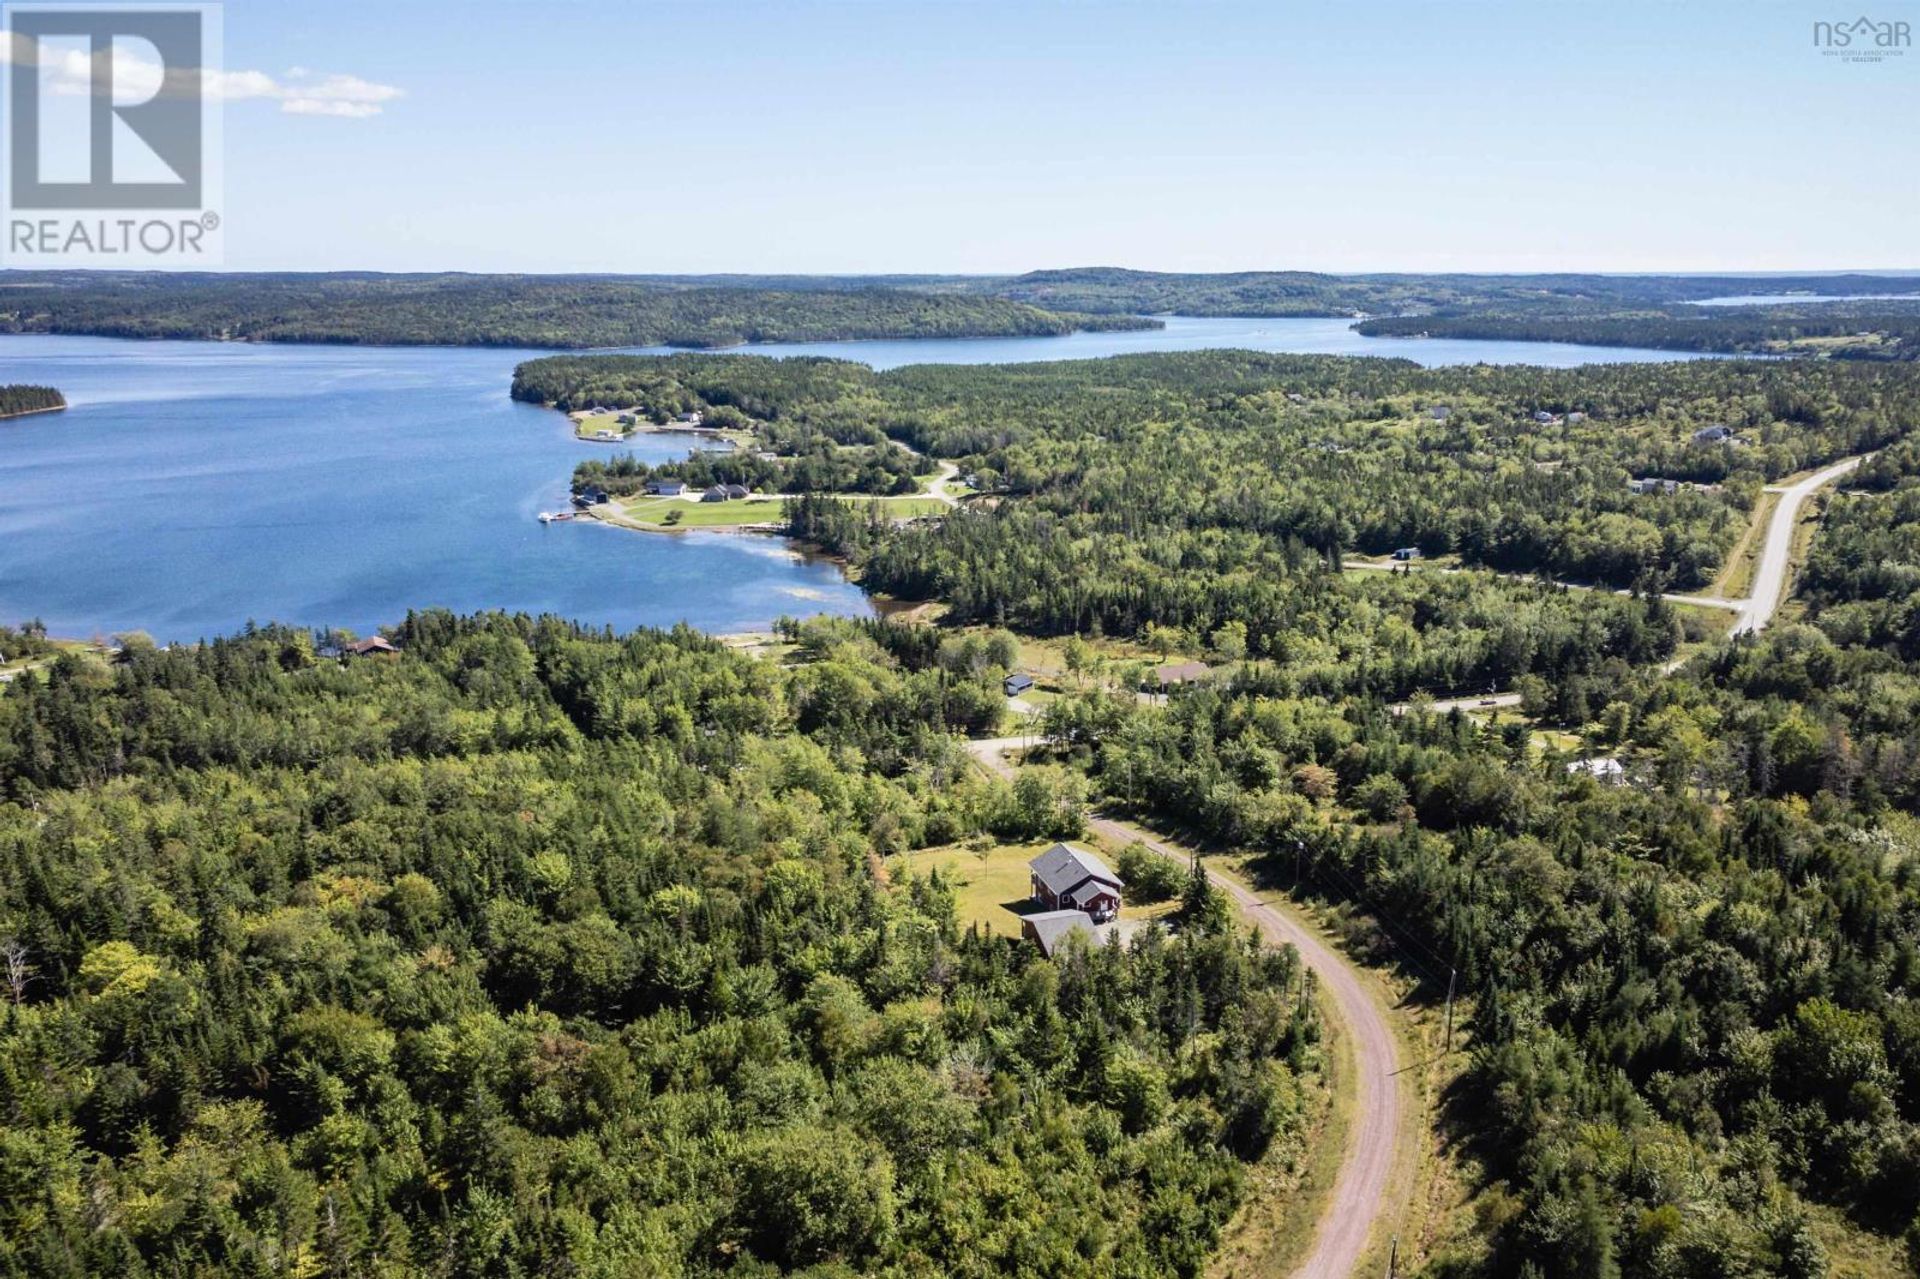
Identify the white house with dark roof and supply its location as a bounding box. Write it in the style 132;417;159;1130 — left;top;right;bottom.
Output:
1028;843;1123;922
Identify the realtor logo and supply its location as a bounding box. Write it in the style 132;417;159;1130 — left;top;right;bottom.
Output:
3;3;223;262
1813;14;1911;61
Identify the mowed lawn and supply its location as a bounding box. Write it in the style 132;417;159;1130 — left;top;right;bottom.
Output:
573;411;632;439
909;840;1179;938
617;493;947;528
619;496;788;527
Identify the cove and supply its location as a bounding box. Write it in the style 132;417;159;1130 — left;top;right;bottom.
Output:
0;317;1721;643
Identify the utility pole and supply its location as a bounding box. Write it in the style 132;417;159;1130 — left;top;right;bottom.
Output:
1386;1236;1398;1279
1443;967;1457;1054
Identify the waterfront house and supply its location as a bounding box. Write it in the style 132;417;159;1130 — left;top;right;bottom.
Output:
646;478;686;496
1022;909;1100;958
1028;843;1123;922
344;636;398;657
1004;672;1034;697
676;411;704;426
722;483;752;500
702;486;729;503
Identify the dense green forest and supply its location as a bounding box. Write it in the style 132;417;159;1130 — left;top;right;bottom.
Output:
575;441;934;500
1358;302;1920;362
989;433;1920;1274
521;353;1917;690
0;612;1321;1278
0;272;1153;350
1018;601;1920;1274
0;384;64;418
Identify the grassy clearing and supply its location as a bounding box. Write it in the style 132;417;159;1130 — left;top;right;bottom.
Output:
907;840;1178;938
1;638;108;677
572;410;632;440
616;496;788;528
611;492;947;531
1804;1201;1910;1279
1712;489;1779;599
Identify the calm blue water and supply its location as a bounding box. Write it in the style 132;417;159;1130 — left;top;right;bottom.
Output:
0;317;1725;643
1693;293;1920;306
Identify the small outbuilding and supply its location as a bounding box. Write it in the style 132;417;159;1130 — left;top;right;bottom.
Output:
1004;672;1034;697
1022;909;1100;958
1153;661;1211;688
646;478;686;496
1391;547;1423;562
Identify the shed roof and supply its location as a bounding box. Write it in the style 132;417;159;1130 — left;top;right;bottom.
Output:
1154;661;1211;686
1023;909;1097;957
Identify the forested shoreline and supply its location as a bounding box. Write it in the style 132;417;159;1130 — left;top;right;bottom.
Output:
0;273;1156;350
6;268;1917;353
1358;302;1920;362
0;384;65;418
523;351;1916;678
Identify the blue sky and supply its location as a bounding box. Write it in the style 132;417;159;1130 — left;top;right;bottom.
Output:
192;0;1920;271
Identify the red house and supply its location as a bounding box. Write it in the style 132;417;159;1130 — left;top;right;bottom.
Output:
1028;843;1123;923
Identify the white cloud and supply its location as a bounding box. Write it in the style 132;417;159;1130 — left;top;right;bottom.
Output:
1;30;402;118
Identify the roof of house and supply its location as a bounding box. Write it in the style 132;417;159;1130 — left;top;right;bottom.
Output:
1023;909;1098;957
1155;661;1211;685
1029;843;1122;900
1568;756;1625;779
345;636;397;656
1004;672;1034;692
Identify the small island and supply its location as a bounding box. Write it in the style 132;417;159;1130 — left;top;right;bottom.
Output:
0;384;66;420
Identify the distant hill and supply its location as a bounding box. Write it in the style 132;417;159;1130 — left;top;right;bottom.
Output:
0;271;1156;350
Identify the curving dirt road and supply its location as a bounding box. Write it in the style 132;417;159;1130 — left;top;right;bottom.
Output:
966;736;1404;1279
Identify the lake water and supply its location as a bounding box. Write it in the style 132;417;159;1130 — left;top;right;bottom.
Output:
1693;293;1920;306
0;317;1725;643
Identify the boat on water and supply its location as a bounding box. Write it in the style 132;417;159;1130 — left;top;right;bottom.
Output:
538;510;575;523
